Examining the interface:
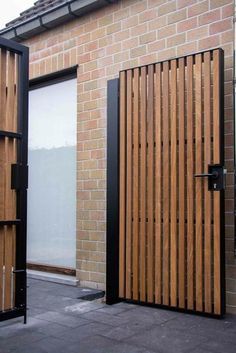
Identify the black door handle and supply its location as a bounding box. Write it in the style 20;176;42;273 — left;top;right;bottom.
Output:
194;171;219;179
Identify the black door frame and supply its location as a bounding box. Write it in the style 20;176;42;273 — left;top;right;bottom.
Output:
106;49;225;317
0;36;29;323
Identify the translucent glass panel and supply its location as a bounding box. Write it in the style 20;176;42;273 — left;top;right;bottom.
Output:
27;78;77;268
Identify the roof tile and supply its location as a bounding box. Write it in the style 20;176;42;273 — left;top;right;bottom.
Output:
6;0;67;27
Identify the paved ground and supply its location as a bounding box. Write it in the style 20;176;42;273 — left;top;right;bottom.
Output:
0;278;236;353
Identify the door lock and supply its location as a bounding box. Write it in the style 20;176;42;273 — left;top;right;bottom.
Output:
194;164;225;191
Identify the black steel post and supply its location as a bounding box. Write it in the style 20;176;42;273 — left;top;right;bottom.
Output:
106;78;120;305
14;45;29;324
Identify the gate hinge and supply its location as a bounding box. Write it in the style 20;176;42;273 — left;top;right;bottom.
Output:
11;164;28;190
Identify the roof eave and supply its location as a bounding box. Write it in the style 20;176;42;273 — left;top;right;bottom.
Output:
0;0;117;42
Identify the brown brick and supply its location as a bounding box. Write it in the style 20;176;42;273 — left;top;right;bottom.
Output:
77;33;90;45
167;8;187;24
106;22;121;35
82;241;98;252
78;191;90;200
122;37;139;50
167;33;186;47
85;41;98;52
210;0;232;10
99;14;113;27
149;15;166;30
187;26;208;41
84;101;98;111
131;1;147;15
198;34;220;50
84;80;97;92
130;46;147;58
84;201;98;210
177;41;197;57
123;15;139;29
139;8;158;23
199;9;221;25
157;47;176;62
158;1;176;16
122;58;139;70
210;18;233;35
91;27;106;40
148;0;166;8
90;211;105;221
177;17;197;32
91;68;106;80
222;3;234;18
78;52;90;64
114;29;130;42
221;30;234;44
148;39;166;53
140;53;157;66
188;1;209;17
114;8;129;21
158;24;176;39
90;272;105;283
84;60;97;72
177;0;196;9
99;36;113;48
139;31;156;45
114;51;129;63
131;23;148;36
84;180;98;190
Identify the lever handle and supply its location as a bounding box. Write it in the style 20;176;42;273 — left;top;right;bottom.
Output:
194;171;218;179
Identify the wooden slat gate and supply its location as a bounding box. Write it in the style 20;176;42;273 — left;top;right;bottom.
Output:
0;37;29;323
107;48;225;317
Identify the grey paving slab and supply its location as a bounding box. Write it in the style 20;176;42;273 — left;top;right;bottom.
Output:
61;334;158;353
53;322;113;342
80;310;131;326
63;300;106;315
160;313;236;344
191;339;236;353
34;310;90;328
12;336;71;353
0;279;236;353
0;330;47;352
116;305;179;326
124;325;208;353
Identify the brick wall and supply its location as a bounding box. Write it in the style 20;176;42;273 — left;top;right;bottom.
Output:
23;0;235;312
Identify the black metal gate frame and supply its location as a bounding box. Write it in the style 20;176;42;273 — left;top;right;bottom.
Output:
106;48;225;318
0;37;29;323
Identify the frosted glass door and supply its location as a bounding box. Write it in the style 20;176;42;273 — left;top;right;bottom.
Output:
27;78;77;268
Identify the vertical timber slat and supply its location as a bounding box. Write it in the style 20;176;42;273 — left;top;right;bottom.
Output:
147;65;154;303
170;59;177;307
178;57;185;309
203;52;212;313
140;67;147;302
213;50;221;315
155;63;162;304
125;70;132;299
132;68;139;300
186;55;194;310
162;61;170;306
195;54;203;312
